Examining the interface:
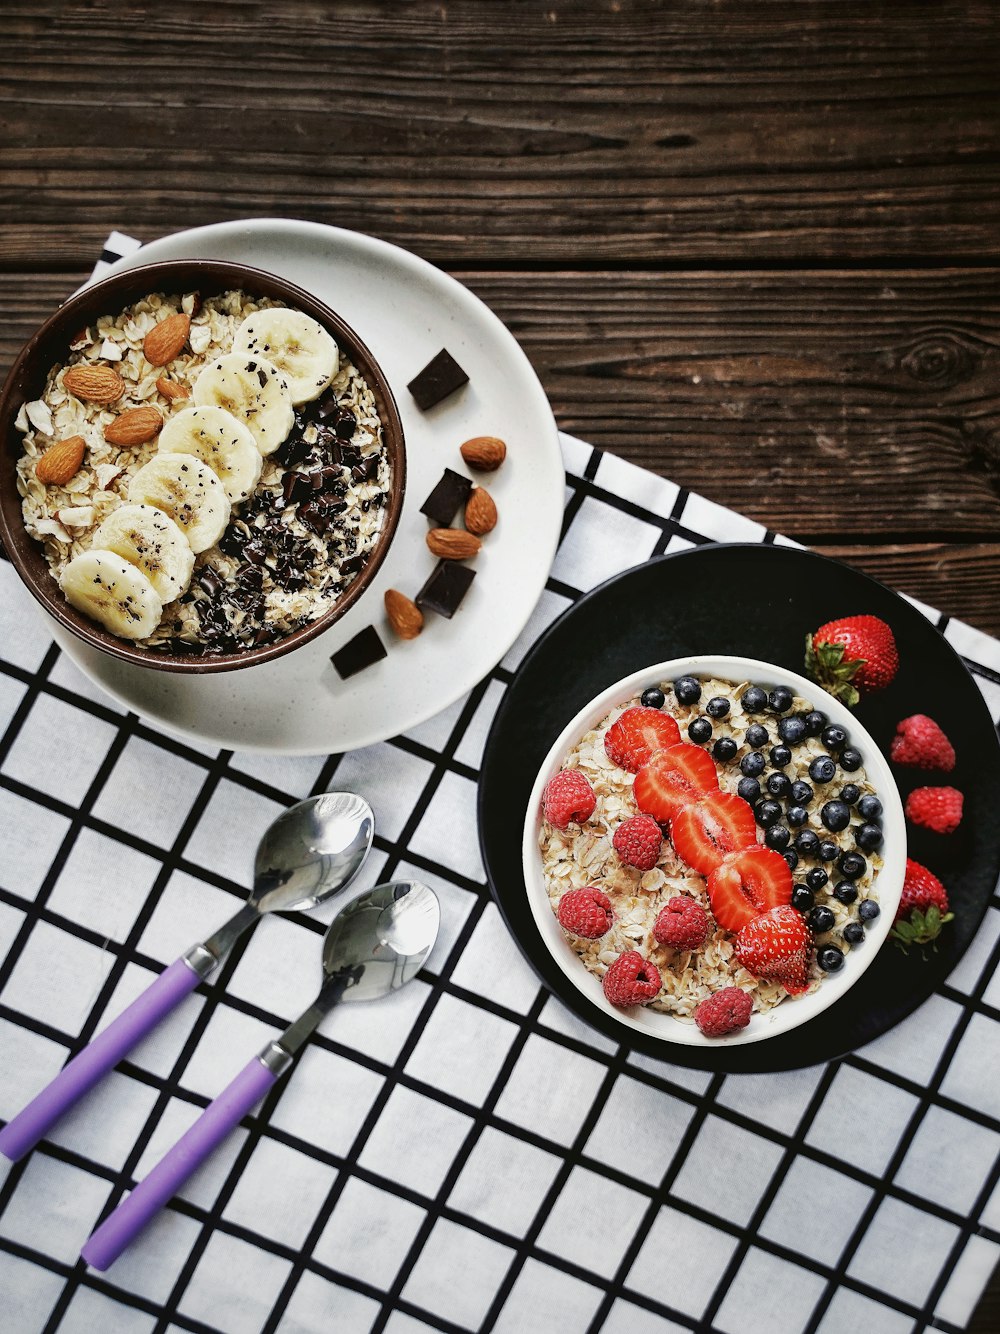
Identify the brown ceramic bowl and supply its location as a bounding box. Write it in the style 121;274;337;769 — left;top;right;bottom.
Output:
0;259;406;673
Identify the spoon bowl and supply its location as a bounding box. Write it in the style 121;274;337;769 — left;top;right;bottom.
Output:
250;791;375;914
322;880;441;1004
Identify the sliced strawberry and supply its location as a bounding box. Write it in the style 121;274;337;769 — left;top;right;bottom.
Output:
707;847;793;932
633;743;719;824
734;905;812;994
670;790;757;876
604;707;681;772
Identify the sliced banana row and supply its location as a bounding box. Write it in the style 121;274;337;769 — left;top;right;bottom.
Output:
60;306;339;639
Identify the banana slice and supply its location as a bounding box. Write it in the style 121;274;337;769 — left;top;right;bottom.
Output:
232;307;339;405
192;352;294;454
60;550;163;640
127;455;230;554
157;405;263;504
92;502;195;603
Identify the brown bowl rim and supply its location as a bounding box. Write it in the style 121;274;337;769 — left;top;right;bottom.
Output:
0;258;406;674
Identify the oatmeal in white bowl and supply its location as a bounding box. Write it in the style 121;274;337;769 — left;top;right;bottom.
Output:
522;655;906;1046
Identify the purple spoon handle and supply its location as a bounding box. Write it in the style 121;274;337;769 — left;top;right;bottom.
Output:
82;1056;278;1271
0;957;203;1163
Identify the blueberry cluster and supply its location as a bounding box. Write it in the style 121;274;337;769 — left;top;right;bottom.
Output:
670;675;884;965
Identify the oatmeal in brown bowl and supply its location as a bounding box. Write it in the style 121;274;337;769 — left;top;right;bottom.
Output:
0;260;405;673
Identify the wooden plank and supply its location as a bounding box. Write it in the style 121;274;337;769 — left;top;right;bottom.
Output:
1;0;998;264
2;267;998;633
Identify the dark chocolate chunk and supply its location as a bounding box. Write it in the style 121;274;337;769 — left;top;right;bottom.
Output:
420;468;473;526
341;553;367;576
335;409;357;440
282;471;312;506
197;567;224;598
316;390;339;421
331;624;388;679
416;560;476;619
408;348;469;410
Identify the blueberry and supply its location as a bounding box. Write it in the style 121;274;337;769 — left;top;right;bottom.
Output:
838;851;867;880
839;783;861;806
740;750;766;778
821;724;847;752
855;823;883;852
674;675;702;705
795;829;820;857
765;824;790;851
770;744;792;768
821;799;851;833
737;776;762;803
766;771;792;799
818;839;840;862
806;867;829;891
858;898;881;922
857;794;883;821
755;799;783;828
745;723;769;749
786;804;809;827
712;736;738;762
840;746;863;772
790;780;814;805
803;710;827;737
741;685;768;712
768;686;794;714
843;921;865;946
688;716;713;744
641;686;665;709
791;884;815;911
778;715;808;745
808;905;836;934
833;880;858;905
706;696;730;719
818;944;845;972
808;755;836;784
782;848;800;870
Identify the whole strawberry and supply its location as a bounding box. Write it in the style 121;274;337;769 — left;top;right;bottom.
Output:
890;714;956;772
602;950;662;1006
694;986;753;1037
653;895;711;951
542;769;596;830
905;786;964;835
734;904;812;994
891;857;954;950
612;814;662;871
805;614;899;707
557;887;614;939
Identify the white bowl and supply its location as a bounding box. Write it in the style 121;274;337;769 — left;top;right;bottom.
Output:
521;654;906;1047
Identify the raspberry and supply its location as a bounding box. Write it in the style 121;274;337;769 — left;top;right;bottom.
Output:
612;814;662;871
694;987;753;1037
542;769;596;830
557;887;614;939
653;896;711;950
602;951;661;1006
905;786;963;835
889;714;956;772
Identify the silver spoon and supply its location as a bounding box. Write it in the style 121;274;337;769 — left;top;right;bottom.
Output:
0;791;374;1163
82;878;440;1270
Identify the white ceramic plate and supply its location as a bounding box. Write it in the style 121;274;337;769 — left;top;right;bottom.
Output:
45;219;563;753
522;655;906;1047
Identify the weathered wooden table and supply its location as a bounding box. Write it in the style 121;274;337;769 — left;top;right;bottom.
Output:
2;2;998;1328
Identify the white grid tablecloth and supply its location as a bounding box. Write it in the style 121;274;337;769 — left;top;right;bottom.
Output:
1;235;999;1334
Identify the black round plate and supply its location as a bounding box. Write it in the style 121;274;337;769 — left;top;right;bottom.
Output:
478;544;1000;1072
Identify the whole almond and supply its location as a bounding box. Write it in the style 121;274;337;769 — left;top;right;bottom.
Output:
460;435;506;471
104;405;163;447
62;364;126;405
156;376;190;401
143;312;191;366
465;487;497;536
384;589;424;640
36;435;86;486
426;528;481;560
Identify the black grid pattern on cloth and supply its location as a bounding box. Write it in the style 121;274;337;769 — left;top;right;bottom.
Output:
0;240;997;1334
